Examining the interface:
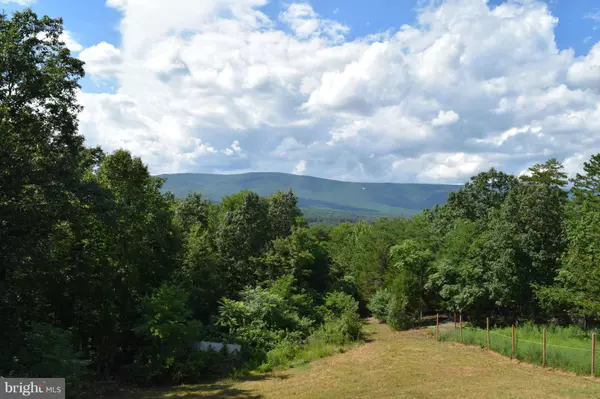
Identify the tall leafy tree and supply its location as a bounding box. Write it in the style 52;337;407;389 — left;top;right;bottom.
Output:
216;191;271;294
428;220;490;317
0;10;88;373
253;227;330;292
388;240;434;319
174;192;212;234
443;168;518;223
487;159;568;319
268;189;303;240
539;154;600;321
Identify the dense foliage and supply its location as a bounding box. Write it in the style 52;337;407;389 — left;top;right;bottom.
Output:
0;10;362;396
332;160;600;329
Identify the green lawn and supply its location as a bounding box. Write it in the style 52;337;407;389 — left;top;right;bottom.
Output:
440;322;597;376
106;319;600;399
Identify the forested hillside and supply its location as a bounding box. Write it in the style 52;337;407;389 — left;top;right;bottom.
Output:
160;173;460;223
2;8;600;399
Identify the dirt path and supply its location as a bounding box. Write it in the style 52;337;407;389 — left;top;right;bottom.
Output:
118;319;600;399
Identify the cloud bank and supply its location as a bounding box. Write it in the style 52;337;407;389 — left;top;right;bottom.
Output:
78;0;600;183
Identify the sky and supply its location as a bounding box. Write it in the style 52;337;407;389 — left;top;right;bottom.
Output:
2;0;600;184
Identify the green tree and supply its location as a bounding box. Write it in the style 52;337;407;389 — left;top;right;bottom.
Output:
89;150;182;373
0;9;89;373
130;284;203;384
268;189;303;240
181;225;223;323
539;154;600;321
428;220;490;317
482;159;568;320
388;240;434;320
443;168;518;223
216;191;271;294
521;158;568;190
253;227;330;292
174;192;212;234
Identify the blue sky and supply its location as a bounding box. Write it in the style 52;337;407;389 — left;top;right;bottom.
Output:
5;0;599;51
3;0;600;183
5;0;599;91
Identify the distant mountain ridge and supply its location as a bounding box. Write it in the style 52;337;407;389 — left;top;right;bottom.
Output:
160;172;461;222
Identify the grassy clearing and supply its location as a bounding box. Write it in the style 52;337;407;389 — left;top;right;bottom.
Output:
440;322;597;376
107;319;600;399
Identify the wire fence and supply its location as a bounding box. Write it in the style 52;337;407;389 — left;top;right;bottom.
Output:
434;314;597;377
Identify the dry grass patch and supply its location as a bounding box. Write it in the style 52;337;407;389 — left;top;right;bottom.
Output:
107;319;600;399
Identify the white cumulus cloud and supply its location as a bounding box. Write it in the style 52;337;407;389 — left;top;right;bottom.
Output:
76;0;600;183
431;110;460;127
0;0;36;4
60;31;84;53
293;160;307;174
79;42;122;80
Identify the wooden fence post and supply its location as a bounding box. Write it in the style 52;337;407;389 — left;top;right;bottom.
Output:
542;328;546;367
592;333;596;377
436;313;439;342
511;324;515;360
486;318;490;350
454;312;456;329
460;313;463;344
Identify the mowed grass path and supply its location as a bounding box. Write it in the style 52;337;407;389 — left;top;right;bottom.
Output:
116;319;600;399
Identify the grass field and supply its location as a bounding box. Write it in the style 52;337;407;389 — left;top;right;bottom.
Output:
440;322;597;377
107;319;600;399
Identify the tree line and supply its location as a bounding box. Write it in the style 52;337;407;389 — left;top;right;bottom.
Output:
337;157;600;331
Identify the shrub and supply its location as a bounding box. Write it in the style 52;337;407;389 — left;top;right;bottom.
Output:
260;339;302;371
217;285;313;354
14;323;88;397
386;294;416;330
319;313;362;344
368;288;392;321
128;284;204;384
217;276;319;371
323;291;359;317
258;290;362;372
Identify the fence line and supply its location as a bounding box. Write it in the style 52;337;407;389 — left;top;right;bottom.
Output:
437;313;598;377
465;326;592;352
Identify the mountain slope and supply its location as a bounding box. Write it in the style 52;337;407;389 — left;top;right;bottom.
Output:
160;172;460;220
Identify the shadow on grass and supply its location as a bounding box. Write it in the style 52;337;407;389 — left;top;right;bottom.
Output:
360;325;378;344
95;374;292;399
417;314;450;328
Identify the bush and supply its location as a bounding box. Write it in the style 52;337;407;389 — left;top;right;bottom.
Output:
258;290;363;372
260;339;302;371
323;291;359;317
319;313;362;344
217;284;314;354
14;323;88;397
171;346;243;383
368;288;392;321
128;284;204;384
386;294;416;330
368;288;416;330
319;291;362;342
